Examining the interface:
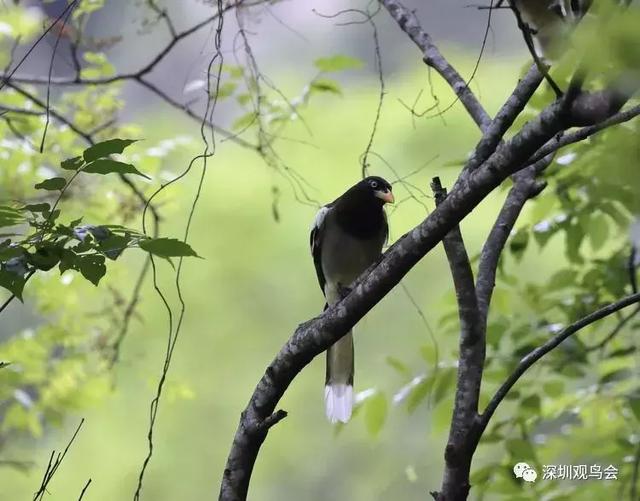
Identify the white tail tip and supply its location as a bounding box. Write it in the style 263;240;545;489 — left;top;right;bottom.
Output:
324;384;353;423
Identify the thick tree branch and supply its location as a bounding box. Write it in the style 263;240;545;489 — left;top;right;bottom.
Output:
379;0;492;131
475;158;550;323
464;64;543;175
478;292;640;434
430;178;484;501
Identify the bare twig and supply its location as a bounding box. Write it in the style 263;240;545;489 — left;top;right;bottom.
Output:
507;0;563;97
475;159;550;322
380;0;491;131
528;104;640;165
0;0;79;92
584;304;640;352
77;478;92;501
0;1;270;151
479;292;640;432
33;418;84;501
133;1;226;498
40;3;76;152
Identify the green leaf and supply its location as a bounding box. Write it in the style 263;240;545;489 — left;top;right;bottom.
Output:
542;380;564;397
629;397;640;422
216;82;237;99
0;243;25;261
22;203;51;213
78;254;106;286
35;177;66;191
59;249;80;274
98;234;130;260
28;244;61;271
0;268;27;300
314;55;363;72
310;78;342;95
364;392;387;437
60;156;84;171
564;222;584;264
548;269;577;289
420;344;438;366
83;138;137;162
509;227;529;260
386;356;411;377
83;159;150;179
222;64;244;78
587;213;609;251
0;206;24;228
407;376;434;413
432;368;456;405
232;111;258;131
521;394;540;412
505;438;536;461
139;238;199;258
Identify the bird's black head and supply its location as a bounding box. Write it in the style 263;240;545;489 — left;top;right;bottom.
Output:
358;176;394;205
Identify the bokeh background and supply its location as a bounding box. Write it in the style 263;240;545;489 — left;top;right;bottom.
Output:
1;1;637;500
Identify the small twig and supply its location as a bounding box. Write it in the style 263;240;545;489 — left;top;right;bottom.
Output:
0;106;44;116
0;0;79;92
33;418;85;501
40;3;77;153
584;304;640;352
380;0;491;131
527;104;640;165
508;0;563;97
77;478;92;501
258;409;288;431
479;292;640;433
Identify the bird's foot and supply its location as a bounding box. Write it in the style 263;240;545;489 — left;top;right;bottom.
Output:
337;283;352;300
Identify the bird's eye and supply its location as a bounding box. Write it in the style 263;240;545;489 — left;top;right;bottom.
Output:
370;181;378;189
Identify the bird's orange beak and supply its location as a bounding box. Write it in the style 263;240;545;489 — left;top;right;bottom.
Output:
376;190;395;204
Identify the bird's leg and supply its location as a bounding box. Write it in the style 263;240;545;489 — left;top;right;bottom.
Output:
337;282;352;300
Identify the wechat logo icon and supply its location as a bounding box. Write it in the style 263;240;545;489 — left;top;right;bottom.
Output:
513;462;537;483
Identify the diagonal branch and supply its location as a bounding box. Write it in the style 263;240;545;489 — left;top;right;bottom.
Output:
475;158;550;323
218;87;577;501
478;292;640;434
464;64;543;175
380;0;491;131
528;104;640;165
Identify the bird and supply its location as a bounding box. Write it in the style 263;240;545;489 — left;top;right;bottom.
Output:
506;0;593;59
309;176;394;423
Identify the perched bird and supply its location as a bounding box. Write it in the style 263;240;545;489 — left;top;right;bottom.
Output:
507;0;593;58
310;176;394;423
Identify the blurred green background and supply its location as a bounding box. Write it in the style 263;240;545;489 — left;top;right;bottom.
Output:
1;1;639;500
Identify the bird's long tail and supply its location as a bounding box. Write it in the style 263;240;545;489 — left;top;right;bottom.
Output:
325;330;354;423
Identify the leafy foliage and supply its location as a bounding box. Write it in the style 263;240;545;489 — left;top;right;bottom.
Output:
0;140;197;299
